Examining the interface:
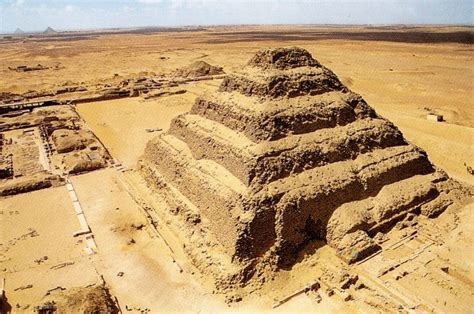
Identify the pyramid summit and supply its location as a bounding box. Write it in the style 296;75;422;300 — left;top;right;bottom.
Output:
140;47;464;288
219;47;345;99
14;28;24;34
248;46;321;70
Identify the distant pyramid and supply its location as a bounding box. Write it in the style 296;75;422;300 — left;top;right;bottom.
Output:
43;26;57;34
14;28;24;34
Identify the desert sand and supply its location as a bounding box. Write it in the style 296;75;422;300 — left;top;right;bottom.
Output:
0;25;473;313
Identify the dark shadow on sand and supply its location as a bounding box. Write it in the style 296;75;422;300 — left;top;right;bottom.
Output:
201;30;473;45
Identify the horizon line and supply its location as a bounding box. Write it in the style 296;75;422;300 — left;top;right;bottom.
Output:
4;23;474;35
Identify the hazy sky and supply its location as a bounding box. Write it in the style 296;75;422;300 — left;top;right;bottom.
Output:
0;0;472;33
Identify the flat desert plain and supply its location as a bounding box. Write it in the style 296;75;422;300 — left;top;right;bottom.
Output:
0;25;473;313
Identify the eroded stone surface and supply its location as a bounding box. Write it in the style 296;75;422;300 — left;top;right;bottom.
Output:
140;47;469;288
247;47;321;70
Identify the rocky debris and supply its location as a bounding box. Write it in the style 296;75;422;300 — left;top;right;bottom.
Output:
336;231;381;264
272;281;320;308
63;155;106;175
464;162;474;175
34;256;49;265
35;301;57;313
420;198;454;218
339;273;359;289
50;261;74;270
98;88;130;99
52;129;95;153
55;86;87;95
145;127;163;133
0;92;24;104
320;267;353;288
39;284;119;313
140;47;471;290
175;61;224;78
394;213;418;230
110;221;146;234
0;142;13;179
58;135;110;175
66;76;171;102
372;232;388;244
225;294;243;304
125;305;151;312
143;89;186;100
0;70;217;112
394;270;410;280
22;90;55;99
0;106;80;132
0;174;62;196
8;64;50;72
340;290;353;301
13;284;33;291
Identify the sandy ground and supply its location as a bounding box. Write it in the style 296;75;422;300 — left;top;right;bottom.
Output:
1;26;473;313
377;108;473;185
0;186;99;312
76;81;219;168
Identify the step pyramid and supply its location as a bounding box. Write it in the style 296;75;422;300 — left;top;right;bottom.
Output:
141;47;460;286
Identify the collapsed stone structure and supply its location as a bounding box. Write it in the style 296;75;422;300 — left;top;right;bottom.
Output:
141;47;460;287
0;106;111;196
174;60;225;78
